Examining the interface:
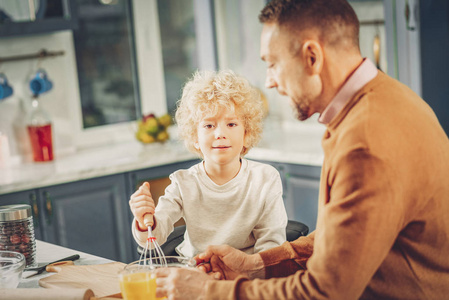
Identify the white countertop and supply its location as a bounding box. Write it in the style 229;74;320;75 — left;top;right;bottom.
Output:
18;240;113;289
0;122;325;195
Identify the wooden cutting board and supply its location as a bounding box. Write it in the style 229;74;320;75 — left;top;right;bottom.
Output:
39;262;126;299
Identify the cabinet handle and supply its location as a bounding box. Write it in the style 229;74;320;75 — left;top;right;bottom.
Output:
29;193;39;228
405;0;416;31
28;0;36;21
44;191;53;225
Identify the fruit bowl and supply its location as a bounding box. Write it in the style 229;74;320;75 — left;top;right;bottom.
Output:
135;113;173;144
0;251;26;288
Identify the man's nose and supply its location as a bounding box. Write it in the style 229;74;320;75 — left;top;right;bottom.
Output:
265;72;276;89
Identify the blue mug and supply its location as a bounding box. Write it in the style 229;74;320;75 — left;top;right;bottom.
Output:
29;70;53;96
0;74;13;101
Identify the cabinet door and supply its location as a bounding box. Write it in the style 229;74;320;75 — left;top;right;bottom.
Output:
285;164;321;232
39;174;131;262
0;190;43;240
285;175;320;232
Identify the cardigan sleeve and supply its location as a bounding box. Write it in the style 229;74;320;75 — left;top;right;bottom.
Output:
260;231;315;277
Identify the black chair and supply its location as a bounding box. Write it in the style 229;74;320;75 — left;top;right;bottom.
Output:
137;220;309;257
286;219;309;241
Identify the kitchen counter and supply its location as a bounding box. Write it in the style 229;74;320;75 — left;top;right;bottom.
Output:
0;121;326;195
19;240;113;289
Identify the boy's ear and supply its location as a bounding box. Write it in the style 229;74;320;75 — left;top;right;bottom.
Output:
243;135;250;148
194;142;200;150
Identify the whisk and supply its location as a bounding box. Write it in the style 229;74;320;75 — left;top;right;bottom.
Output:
139;214;167;267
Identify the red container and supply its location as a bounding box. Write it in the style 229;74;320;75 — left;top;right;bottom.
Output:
27;123;53;162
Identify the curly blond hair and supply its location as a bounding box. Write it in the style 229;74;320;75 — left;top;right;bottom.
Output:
175;70;264;157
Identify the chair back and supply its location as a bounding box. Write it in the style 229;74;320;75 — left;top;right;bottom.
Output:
286;220;309;241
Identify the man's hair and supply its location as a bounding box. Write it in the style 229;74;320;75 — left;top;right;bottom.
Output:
259;0;360;49
175;70;264;157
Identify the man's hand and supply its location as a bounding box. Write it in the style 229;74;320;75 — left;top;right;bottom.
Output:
154;267;213;300
195;245;265;280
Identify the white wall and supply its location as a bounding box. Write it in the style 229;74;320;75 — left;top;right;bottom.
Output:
0;31;82;162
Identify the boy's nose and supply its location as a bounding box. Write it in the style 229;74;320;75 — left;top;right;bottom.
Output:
215;127;226;139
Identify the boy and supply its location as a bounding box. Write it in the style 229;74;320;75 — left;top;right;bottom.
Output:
129;70;287;257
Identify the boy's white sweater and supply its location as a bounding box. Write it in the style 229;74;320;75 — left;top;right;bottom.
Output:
132;158;288;258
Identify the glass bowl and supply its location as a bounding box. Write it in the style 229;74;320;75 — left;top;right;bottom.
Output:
0;251;26;288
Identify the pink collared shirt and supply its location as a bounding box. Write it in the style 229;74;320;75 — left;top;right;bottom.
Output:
319;58;378;124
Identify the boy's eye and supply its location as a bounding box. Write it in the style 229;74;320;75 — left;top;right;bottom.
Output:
204;124;214;129
228;123;237;127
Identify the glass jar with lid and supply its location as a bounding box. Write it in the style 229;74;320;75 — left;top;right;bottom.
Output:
0;204;37;267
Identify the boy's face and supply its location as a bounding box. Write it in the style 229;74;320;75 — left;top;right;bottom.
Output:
195;107;246;167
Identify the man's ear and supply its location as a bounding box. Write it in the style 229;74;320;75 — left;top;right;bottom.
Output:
302;40;323;75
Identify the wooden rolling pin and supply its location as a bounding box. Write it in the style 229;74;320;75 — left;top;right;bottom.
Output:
0;288;95;300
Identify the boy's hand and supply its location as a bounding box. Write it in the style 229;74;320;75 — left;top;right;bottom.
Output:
129;182;155;230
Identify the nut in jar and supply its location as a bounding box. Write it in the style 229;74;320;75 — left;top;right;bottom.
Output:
0;204;37;267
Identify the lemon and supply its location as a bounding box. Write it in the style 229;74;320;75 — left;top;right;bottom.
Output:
158;114;172;128
156;130;169;142
143;117;159;135
137;131;155;143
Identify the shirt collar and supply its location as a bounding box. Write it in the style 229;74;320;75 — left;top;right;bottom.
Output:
318;58;378;124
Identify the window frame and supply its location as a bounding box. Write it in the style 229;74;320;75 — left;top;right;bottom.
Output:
71;0;218;149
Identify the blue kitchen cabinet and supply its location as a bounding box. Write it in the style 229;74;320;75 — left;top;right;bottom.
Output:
38;174;132;263
0;190;43;240
284;164;321;232
0;175;131;262
255;160;321;233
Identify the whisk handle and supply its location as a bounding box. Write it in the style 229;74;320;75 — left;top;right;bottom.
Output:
143;213;154;228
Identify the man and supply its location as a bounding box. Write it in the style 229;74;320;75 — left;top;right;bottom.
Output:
155;0;449;299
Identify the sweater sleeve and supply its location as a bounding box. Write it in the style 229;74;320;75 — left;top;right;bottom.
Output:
252;171;288;253
131;173;184;248
151;174;184;245
205;150;404;299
